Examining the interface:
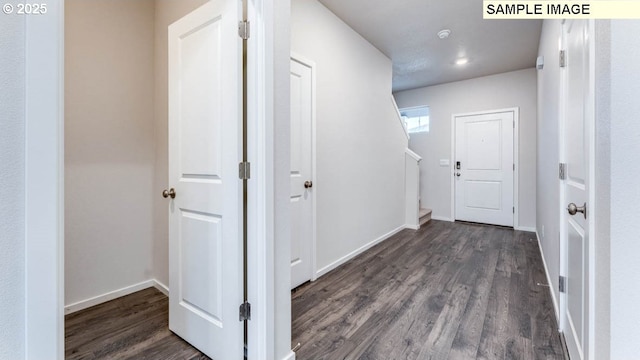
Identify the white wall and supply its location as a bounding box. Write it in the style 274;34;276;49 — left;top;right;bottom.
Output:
65;0;156;306
394;69;537;229
608;19;640;359
0;13;26;360
291;0;408;273
536;20;562;315
593;20;611;360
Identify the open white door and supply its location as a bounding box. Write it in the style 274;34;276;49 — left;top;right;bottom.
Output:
560;19;591;360
167;1;243;358
290;57;314;289
454;110;515;227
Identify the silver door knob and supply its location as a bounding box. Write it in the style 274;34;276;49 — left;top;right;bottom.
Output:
304;181;313;189
567;202;587;219
162;188;176;199
456;172;461;177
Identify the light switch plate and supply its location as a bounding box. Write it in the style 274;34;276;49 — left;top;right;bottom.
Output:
440;159;450;166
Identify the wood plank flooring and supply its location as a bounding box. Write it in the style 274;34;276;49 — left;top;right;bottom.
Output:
65;287;209;360
292;220;566;360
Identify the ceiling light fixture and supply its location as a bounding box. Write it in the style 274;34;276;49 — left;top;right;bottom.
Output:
437;29;451;39
455;58;469;65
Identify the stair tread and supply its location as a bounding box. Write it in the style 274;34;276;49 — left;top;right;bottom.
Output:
419;208;432;218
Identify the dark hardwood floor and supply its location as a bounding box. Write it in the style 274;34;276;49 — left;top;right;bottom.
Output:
292;220;566;360
65;287;208;360
66;220;564;359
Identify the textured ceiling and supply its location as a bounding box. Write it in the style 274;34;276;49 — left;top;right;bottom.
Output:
318;0;542;92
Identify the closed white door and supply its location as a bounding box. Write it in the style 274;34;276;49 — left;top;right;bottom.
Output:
454;111;514;227
290;57;314;289
560;19;591;360
167;1;243;359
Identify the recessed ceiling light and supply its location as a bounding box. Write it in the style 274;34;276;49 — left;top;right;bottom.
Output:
437;29;451;39
455;58;469;65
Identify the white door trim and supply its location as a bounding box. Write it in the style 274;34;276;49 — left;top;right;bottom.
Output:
290;51;317;282
450;107;520;229
24;1;65;359
586;19;597;360
246;0;281;358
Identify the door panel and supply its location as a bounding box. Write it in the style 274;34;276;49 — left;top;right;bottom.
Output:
167;1;243;358
561;19;590;360
464;181;502;210
455;111;514;227
290;58;314;289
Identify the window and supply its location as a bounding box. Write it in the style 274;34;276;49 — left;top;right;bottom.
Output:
400;106;429;133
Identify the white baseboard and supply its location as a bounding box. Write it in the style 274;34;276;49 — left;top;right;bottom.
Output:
153;279;169;296
281;350;296;360
405;224;420;230
535;231;560;321
430;215;453;222
65;279;169;314
315;225;405;278
515;226;537;232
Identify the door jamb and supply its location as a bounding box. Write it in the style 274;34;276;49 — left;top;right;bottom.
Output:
290;51;318;282
24;1;65;358
450;107;520;228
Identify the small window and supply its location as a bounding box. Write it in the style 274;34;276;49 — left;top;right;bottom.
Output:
400;106;429;134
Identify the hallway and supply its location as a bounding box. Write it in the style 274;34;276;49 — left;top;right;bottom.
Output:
292;221;565;359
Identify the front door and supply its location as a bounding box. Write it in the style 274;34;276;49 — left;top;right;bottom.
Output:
454;110;515;227
560;19;591;360
290;57;314;289
167;1;243;358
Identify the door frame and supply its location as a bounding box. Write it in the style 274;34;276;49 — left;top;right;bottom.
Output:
290;51;318;283
24;1;65;358
450;107;520;229
30;0;283;358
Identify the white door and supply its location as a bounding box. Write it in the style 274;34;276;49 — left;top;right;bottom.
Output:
560;19;591;360
290;57;314;289
167;1;243;359
454;110;514;227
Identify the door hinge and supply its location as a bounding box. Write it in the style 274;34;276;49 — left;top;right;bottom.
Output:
513;163;515;171
559;276;567;293
559;163;567;180
559;50;566;68
240;301;251;321
239;301;251;321
238;20;250;40
239;162;251;180
513;207;515;214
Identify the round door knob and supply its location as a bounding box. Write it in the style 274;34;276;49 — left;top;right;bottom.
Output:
162;188;176;199
304;181;313;189
456;172;461;177
567;202;587;219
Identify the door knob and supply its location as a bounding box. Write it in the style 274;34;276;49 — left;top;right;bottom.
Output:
304;181;313;189
162;188;176;199
567;202;587;219
456;172;461;177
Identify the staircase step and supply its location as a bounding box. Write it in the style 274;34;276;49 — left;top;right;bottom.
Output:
419;208;432;225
